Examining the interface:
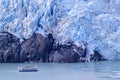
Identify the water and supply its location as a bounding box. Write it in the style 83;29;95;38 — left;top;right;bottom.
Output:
0;61;120;80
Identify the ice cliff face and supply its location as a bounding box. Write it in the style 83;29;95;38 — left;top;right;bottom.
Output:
0;0;120;60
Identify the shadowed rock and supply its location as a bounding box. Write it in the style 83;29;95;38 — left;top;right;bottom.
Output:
0;32;106;63
49;41;82;63
73;41;87;62
90;50;106;61
0;32;20;62
20;33;54;62
20;33;45;62
49;47;80;63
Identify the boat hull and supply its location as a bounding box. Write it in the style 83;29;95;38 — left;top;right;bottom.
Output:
19;69;38;72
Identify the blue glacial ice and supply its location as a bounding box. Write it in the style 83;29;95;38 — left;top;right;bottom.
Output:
0;0;120;60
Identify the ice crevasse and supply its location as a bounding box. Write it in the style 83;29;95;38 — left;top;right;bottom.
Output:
0;0;120;60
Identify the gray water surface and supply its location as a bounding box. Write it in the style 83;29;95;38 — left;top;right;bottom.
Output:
0;61;120;80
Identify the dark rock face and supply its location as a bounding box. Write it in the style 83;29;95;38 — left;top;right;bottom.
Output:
20;33;46;62
90;50;106;61
0;32;20;62
49;48;80;63
0;32;106;63
20;33;54;62
49;42;87;63
73;41;87;62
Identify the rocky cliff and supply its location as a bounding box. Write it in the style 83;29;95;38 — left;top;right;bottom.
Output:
0;32;105;63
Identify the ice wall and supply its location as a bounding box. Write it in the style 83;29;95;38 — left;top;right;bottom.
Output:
0;0;120;60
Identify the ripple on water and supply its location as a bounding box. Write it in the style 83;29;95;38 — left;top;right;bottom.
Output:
100;71;120;79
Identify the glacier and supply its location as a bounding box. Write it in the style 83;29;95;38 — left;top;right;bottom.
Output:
0;0;120;60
